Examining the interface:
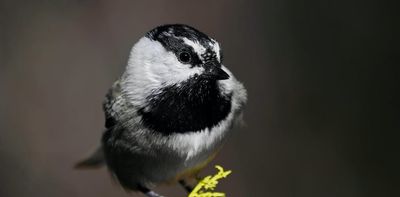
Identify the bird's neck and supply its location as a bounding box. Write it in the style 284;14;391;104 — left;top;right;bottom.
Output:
138;78;232;135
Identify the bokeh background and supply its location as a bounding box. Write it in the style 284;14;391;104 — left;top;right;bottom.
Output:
0;1;398;197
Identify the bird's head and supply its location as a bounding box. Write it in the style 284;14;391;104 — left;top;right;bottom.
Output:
119;24;245;135
124;24;229;85
121;24;237;109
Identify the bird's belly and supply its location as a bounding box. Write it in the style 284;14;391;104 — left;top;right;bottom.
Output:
108;117;234;189
141;130;229;187
170;149;219;182
149;139;223;184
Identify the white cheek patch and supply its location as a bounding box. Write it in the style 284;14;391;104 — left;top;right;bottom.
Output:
129;37;205;84
122;37;205;106
154;56;204;85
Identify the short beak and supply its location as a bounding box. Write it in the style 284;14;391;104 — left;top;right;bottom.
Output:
203;62;230;80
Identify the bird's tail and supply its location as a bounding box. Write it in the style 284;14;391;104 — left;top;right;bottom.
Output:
74;146;105;169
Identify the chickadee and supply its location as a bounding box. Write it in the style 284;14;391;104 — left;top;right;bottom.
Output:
76;24;247;197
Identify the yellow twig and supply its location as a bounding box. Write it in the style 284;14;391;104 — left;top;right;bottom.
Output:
188;165;232;197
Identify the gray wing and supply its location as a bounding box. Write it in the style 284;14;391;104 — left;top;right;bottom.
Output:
103;80;124;129
75;80;124;169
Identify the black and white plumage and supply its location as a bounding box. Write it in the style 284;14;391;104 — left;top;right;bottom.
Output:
77;24;247;197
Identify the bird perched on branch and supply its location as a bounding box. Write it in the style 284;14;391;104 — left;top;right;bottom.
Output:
76;24;247;197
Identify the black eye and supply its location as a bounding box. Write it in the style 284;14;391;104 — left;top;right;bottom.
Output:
178;52;191;63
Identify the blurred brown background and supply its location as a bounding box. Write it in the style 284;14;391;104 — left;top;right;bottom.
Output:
0;0;398;197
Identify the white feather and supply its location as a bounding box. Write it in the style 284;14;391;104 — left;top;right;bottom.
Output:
121;37;204;108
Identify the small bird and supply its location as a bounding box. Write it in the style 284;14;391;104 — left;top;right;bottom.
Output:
76;24;247;197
